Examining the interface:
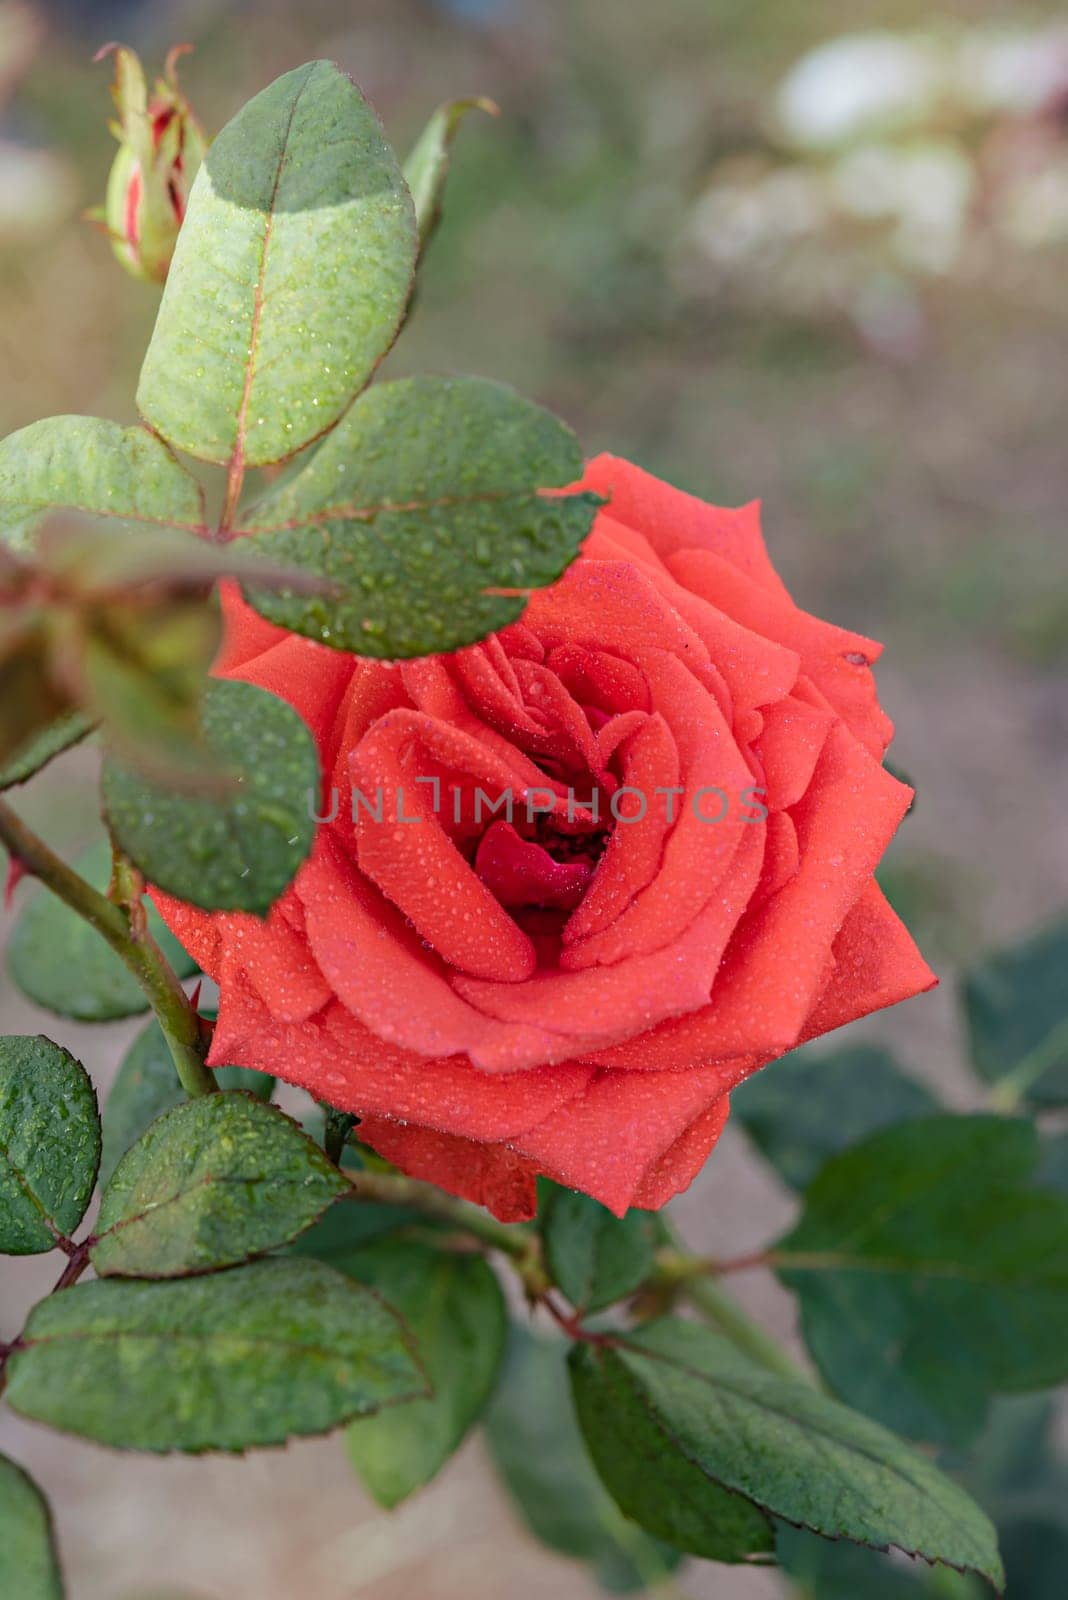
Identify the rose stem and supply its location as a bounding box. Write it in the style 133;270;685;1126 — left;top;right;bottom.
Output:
342;1166;550;1296
0;796;215;1098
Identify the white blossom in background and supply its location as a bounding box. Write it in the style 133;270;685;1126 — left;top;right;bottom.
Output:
679;20;1068;357
776;32;942;149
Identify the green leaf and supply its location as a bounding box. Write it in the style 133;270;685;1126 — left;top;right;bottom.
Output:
484;1330;683;1593
101;1015;273;1191
241;375;599;657
6;840;196;1020
569;1319;1003;1589
962;914;1068;1107
341;1240;506;1506
90;1092;346;1278
775;1523;978;1599
0;1455;63;1600
0;1036;100;1254
0;712;94;792
102;678;319;915
732;1044;940;1191
0;416;205;554
775;1116;1068;1447
289;1194;428;1259
569;1329;774;1564
539;1182;655;1312
136;60;416;469
4;1258;426;1452
404;98;497;248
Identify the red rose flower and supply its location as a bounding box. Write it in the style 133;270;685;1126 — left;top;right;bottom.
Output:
154;457;935;1220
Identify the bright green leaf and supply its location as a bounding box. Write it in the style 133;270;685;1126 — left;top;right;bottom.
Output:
4;1258;426;1452
962;915;1068;1107
6;840;196;1020
102;678;319;915
0;416;205;554
484;1330;683;1593
569;1319;1003;1588
404;98;497;248
732;1044;940;1191
101;1014;273;1191
0;1455;63;1600
241;375;599;657
91;1092;346;1277
539;1182;655;1312
776;1116;1068;1447
136;60;416;469
0;1036;100;1254
0;712;94;792
342;1240;506;1506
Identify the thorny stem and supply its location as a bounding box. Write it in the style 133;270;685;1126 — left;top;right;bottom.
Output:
0;797;215;1098
342;1167;805;1377
653;1225;807;1381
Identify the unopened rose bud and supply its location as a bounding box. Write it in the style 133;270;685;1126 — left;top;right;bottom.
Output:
87;42;206;283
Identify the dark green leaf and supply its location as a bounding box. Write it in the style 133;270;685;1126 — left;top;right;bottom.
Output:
289;1195;428;1259
242;375;599;657
962;915;1068;1107
137;61;416;468
341;1240;506;1506
101;1015;273;1191
539;1182;655;1312
569;1319;1002;1588
91;1092;346;1277
102;678;319;915
0;1036;100;1254
4;1258;425;1452
7;840;196;1020
775;1524;978;1599
569;1328;774;1564
732;1044;940;1191
404;98;497;248
484;1330;683;1593
0;712;94;792
776;1116;1068;1447
0;415;205;554
0;1455;63;1600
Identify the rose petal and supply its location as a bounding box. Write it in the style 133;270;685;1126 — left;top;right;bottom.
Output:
582;454;790;598
356;1120;539;1221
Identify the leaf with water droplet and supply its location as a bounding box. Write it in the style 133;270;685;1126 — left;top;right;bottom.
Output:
137;61;417;468
0;1035;100;1254
91;1091;347;1278
242;375;599;657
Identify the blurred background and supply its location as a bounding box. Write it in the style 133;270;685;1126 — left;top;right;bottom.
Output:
1;0;1066;1596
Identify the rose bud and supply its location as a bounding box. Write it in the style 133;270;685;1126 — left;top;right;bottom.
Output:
87;42;205;283
152;459;936;1221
